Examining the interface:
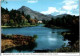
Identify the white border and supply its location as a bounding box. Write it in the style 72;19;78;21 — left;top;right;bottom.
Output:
0;0;1;55
0;0;80;56
1;53;80;56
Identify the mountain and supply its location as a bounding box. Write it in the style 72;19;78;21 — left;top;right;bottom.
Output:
18;6;75;20
18;6;53;20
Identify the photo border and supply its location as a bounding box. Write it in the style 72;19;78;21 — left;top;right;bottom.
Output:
0;0;80;56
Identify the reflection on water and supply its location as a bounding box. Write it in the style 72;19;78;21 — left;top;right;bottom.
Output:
2;24;69;53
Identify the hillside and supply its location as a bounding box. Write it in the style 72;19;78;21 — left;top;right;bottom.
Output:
18;6;53;20
1;7;38;27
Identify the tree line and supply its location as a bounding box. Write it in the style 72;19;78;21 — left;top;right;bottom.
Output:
43;15;79;29
1;7;38;27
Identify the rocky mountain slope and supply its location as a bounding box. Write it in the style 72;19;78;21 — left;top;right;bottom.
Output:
18;6;53;20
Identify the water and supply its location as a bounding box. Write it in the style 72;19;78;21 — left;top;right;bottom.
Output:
2;24;69;53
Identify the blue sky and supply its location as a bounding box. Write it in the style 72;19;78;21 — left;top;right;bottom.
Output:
1;0;79;16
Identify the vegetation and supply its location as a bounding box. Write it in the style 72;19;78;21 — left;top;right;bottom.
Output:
44;15;79;52
1;7;38;27
54;40;79;52
44;15;79;29
1;34;38;52
33;35;38;40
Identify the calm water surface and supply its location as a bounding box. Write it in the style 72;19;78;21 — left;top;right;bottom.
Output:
2;24;69;53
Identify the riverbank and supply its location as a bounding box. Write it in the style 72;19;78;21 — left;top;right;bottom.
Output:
35;31;79;52
44;25;79;52
53;31;79;52
1;24;38;28
2;24;70;53
45;25;66;29
53;40;79;52
1;26;11;28
2;24;79;52
1;34;37;52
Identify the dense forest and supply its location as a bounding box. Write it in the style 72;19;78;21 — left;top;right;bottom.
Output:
1;7;38;27
43;15;79;29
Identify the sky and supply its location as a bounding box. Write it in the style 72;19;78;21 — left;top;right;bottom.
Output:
1;0;79;16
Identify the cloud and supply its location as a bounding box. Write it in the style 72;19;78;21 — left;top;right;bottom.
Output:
27;0;38;3
41;7;59;14
62;4;78;11
57;10;72;15
62;0;78;11
41;0;79;16
57;0;79;16
40;7;73;15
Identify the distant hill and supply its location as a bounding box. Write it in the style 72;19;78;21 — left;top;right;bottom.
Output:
18;6;76;20
18;6;53;20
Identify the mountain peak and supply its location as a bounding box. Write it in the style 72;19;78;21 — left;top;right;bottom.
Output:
19;6;31;11
18;6;53;20
21;6;27;8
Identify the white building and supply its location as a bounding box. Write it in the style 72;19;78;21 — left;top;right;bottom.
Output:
38;21;43;23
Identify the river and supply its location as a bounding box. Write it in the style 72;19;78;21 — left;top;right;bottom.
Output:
2;24;69;53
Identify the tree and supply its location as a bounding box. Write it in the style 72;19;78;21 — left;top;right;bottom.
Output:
22;11;25;16
1;7;9;14
26;15;31;23
50;17;55;25
26;15;30;20
6;8;9;13
22;19;28;25
10;19;14;26
33;35;38;40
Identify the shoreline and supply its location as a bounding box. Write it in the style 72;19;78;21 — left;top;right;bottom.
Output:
1;34;37;52
1;24;38;28
1;26;11;28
